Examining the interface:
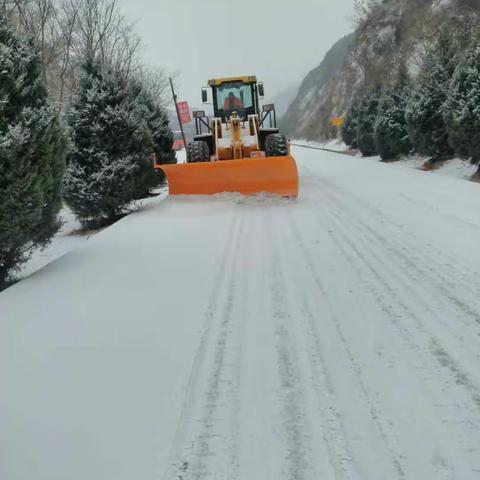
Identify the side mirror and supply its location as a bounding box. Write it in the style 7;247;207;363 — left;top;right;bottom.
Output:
202;88;208;103
258;82;265;98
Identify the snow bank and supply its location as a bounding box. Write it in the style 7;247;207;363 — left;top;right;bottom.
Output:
435;157;478;180
389;156;478;181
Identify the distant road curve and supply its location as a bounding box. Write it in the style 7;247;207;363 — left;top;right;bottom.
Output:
290;142;357;156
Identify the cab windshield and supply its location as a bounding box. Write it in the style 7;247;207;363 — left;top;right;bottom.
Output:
216;82;254;112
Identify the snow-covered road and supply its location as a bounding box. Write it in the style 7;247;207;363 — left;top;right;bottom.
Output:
2;147;480;479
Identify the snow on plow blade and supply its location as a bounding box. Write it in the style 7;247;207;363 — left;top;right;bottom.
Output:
159;155;299;198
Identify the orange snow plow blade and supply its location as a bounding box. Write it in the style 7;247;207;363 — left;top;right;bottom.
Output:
158;155;298;198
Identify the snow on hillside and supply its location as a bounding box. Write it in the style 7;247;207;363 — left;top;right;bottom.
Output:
282;34;354;140
376;155;478;181
1;146;480;479
432;157;479;179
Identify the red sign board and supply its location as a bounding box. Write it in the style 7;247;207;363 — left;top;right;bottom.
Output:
177;101;192;124
172;139;185;151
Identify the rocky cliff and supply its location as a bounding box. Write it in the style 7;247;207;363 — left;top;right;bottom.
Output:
283;0;480;141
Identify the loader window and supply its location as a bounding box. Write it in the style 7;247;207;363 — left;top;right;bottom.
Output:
216;82;254;114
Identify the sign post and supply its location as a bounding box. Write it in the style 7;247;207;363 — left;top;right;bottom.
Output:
331;116;345;139
169;77;189;149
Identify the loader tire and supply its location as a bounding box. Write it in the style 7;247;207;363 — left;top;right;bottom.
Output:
265;134;288;157
187;140;210;163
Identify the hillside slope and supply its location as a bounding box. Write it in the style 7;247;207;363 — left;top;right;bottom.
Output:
283;0;480;141
270;83;300;118
282;34;354;139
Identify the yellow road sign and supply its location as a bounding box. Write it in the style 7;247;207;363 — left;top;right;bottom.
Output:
331;117;345;127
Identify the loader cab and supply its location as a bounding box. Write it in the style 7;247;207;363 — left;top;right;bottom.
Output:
205;76;261;122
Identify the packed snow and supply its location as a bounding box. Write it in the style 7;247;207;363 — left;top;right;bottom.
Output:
1;146;480;480
428;157;478;180
380;155;478;181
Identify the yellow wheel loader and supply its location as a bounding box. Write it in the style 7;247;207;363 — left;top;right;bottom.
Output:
154;76;298;198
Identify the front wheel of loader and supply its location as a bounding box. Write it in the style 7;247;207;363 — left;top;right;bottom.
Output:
187;140;210;163
265;134;288;157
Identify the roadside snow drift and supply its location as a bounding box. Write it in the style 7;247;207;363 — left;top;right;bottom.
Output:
1;147;480;480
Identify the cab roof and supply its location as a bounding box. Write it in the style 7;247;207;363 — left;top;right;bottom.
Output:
208;76;257;86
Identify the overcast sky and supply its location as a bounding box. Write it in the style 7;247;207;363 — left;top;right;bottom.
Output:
118;0;355;106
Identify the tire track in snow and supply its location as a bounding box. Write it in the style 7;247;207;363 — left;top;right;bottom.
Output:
360;216;480;330
266;213;314;480
323;214;479;475
319;181;480;408
319;183;479;394
302;164;480;294
327;198;480;388
285;209;407;480
161;210;244;480
398;191;480;236
183;211;246;480
299;299;360;480
275;206;361;479
320;176;480;330
306;172;480;378
304;185;480;475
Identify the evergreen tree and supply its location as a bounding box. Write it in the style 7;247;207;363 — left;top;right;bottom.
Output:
342;100;360;148
64;59;154;223
374;70;412;161
146;103;176;190
405;32;456;160
146;102;175;167
444;44;480;163
132;79;176;194
356;90;380;156
0;18;66;287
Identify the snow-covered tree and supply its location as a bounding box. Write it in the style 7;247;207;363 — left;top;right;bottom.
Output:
147;105;175;167
0;17;66;287
342;100;360;148
130;77;176;193
145;100;176;189
356;90;380;156
63;58;154;223
405;33;456;161
374;69;412;161
444;43;480;164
